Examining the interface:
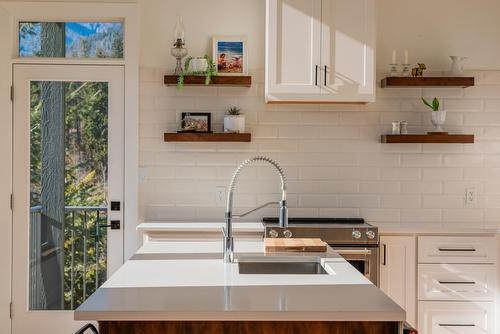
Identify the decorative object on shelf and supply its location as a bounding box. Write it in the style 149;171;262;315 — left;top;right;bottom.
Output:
422;97;447;133
449;56;467;76
389;63;399;77
187;57;209;73
212;35;248;75
177;55;217;90
179;112;212;133
223;106;245;133
391;121;401;134
411;63;427;77
401;64;411;77
400;121;408;134
171;16;188;75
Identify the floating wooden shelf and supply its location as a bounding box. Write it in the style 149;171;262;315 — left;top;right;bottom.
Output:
164;132;251;142
164;75;252;87
381;133;474;144
381;77;474;88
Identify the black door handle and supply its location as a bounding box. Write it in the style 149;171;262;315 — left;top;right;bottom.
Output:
99;220;120;230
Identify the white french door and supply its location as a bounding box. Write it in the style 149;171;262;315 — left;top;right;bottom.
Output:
12;64;125;334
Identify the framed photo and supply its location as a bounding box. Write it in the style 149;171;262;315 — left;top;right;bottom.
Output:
212;35;248;76
179;112;212;133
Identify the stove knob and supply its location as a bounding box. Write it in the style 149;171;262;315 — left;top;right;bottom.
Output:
366;230;376;240
352;230;362;239
268;229;279;238
283;229;293;238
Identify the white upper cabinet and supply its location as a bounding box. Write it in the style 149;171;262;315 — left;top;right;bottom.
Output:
266;0;376;103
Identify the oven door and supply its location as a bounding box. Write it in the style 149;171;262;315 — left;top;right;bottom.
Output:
333;246;379;286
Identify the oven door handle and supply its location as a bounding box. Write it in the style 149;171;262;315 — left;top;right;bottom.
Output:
336;249;372;256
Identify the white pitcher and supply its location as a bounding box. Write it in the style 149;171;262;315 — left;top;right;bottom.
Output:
449;56;467;76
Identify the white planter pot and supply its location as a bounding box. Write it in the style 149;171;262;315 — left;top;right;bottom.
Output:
430;110;446;132
188;58;208;73
224;115;245;133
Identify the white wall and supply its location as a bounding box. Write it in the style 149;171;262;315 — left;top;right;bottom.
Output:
138;0;500;229
0;5;12;333
140;0;500;70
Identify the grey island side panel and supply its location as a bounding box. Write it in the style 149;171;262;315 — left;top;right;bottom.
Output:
75;284;405;322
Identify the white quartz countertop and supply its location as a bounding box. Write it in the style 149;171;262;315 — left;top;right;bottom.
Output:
74;239;405;322
139;221;499;236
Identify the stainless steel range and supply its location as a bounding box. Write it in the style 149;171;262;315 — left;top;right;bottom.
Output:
262;218;379;286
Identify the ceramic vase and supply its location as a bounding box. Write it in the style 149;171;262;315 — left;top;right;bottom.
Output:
430;110;446;133
188;57;208;73
449;56;467;76
224;115;245;133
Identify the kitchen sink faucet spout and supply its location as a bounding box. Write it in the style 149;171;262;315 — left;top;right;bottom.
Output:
223;156;288;263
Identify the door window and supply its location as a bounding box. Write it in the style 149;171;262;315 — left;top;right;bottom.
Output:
29;80;109;310
19;22;124;58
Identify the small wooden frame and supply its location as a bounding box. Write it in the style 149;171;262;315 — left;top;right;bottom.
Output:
164;75;252;87
381;134;474;144
164;132;251;142
381;77;474;88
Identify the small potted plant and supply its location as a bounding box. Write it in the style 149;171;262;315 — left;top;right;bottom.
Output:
223;106;245;133
422;97;446;133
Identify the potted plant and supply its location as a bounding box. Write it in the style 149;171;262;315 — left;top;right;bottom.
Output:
177;55;217;90
223;106;245;133
422;97;446;133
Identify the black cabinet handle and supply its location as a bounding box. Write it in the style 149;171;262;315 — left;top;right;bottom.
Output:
324;65;328;86
438;324;475;327
438;281;476;285
75;323;98;334
382;243;387;266
438;247;476;252
315;65;319;86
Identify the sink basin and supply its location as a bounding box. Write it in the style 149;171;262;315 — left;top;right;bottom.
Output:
237;256;328;275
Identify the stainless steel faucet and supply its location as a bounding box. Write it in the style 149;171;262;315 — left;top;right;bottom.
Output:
223;156;288;263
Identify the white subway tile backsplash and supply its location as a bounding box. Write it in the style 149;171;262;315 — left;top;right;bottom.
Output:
138;67;499;226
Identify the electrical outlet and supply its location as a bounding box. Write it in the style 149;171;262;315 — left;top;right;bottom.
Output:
215;186;226;206
465;187;477;206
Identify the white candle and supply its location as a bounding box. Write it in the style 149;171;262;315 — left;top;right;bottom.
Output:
404;50;409;64
392;50;397;64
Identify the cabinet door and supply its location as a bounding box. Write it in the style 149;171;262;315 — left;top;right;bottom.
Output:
380;235;417;327
266;0;322;101
321;0;375;102
418;301;495;334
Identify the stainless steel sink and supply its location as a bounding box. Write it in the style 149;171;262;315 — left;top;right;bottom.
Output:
237;256;328;275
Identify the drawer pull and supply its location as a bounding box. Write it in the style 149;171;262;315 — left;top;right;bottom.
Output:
438;324;475;327
438;247;476;252
438;281;476;285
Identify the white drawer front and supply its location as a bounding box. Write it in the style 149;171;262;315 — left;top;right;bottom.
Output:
418;264;496;301
418;301;495;334
418;236;496;264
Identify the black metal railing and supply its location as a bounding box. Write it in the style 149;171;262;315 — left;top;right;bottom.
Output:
30;205;107;310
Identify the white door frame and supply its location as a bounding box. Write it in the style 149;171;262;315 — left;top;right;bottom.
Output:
12;64;125;334
0;2;139;333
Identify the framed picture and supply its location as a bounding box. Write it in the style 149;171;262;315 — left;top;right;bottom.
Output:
212;35;248;76
179;112;212;133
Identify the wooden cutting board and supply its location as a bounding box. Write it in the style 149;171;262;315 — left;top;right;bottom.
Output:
264;238;327;253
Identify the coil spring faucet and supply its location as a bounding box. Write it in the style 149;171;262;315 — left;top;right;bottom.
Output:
223;156;288;263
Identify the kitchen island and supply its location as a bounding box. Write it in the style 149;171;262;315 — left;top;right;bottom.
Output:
75;239;405;334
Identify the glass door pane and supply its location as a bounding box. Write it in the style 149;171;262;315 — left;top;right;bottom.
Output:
29;80;109;310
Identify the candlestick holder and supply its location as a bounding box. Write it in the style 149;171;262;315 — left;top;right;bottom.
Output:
401;64;411;77
389;64;399;77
